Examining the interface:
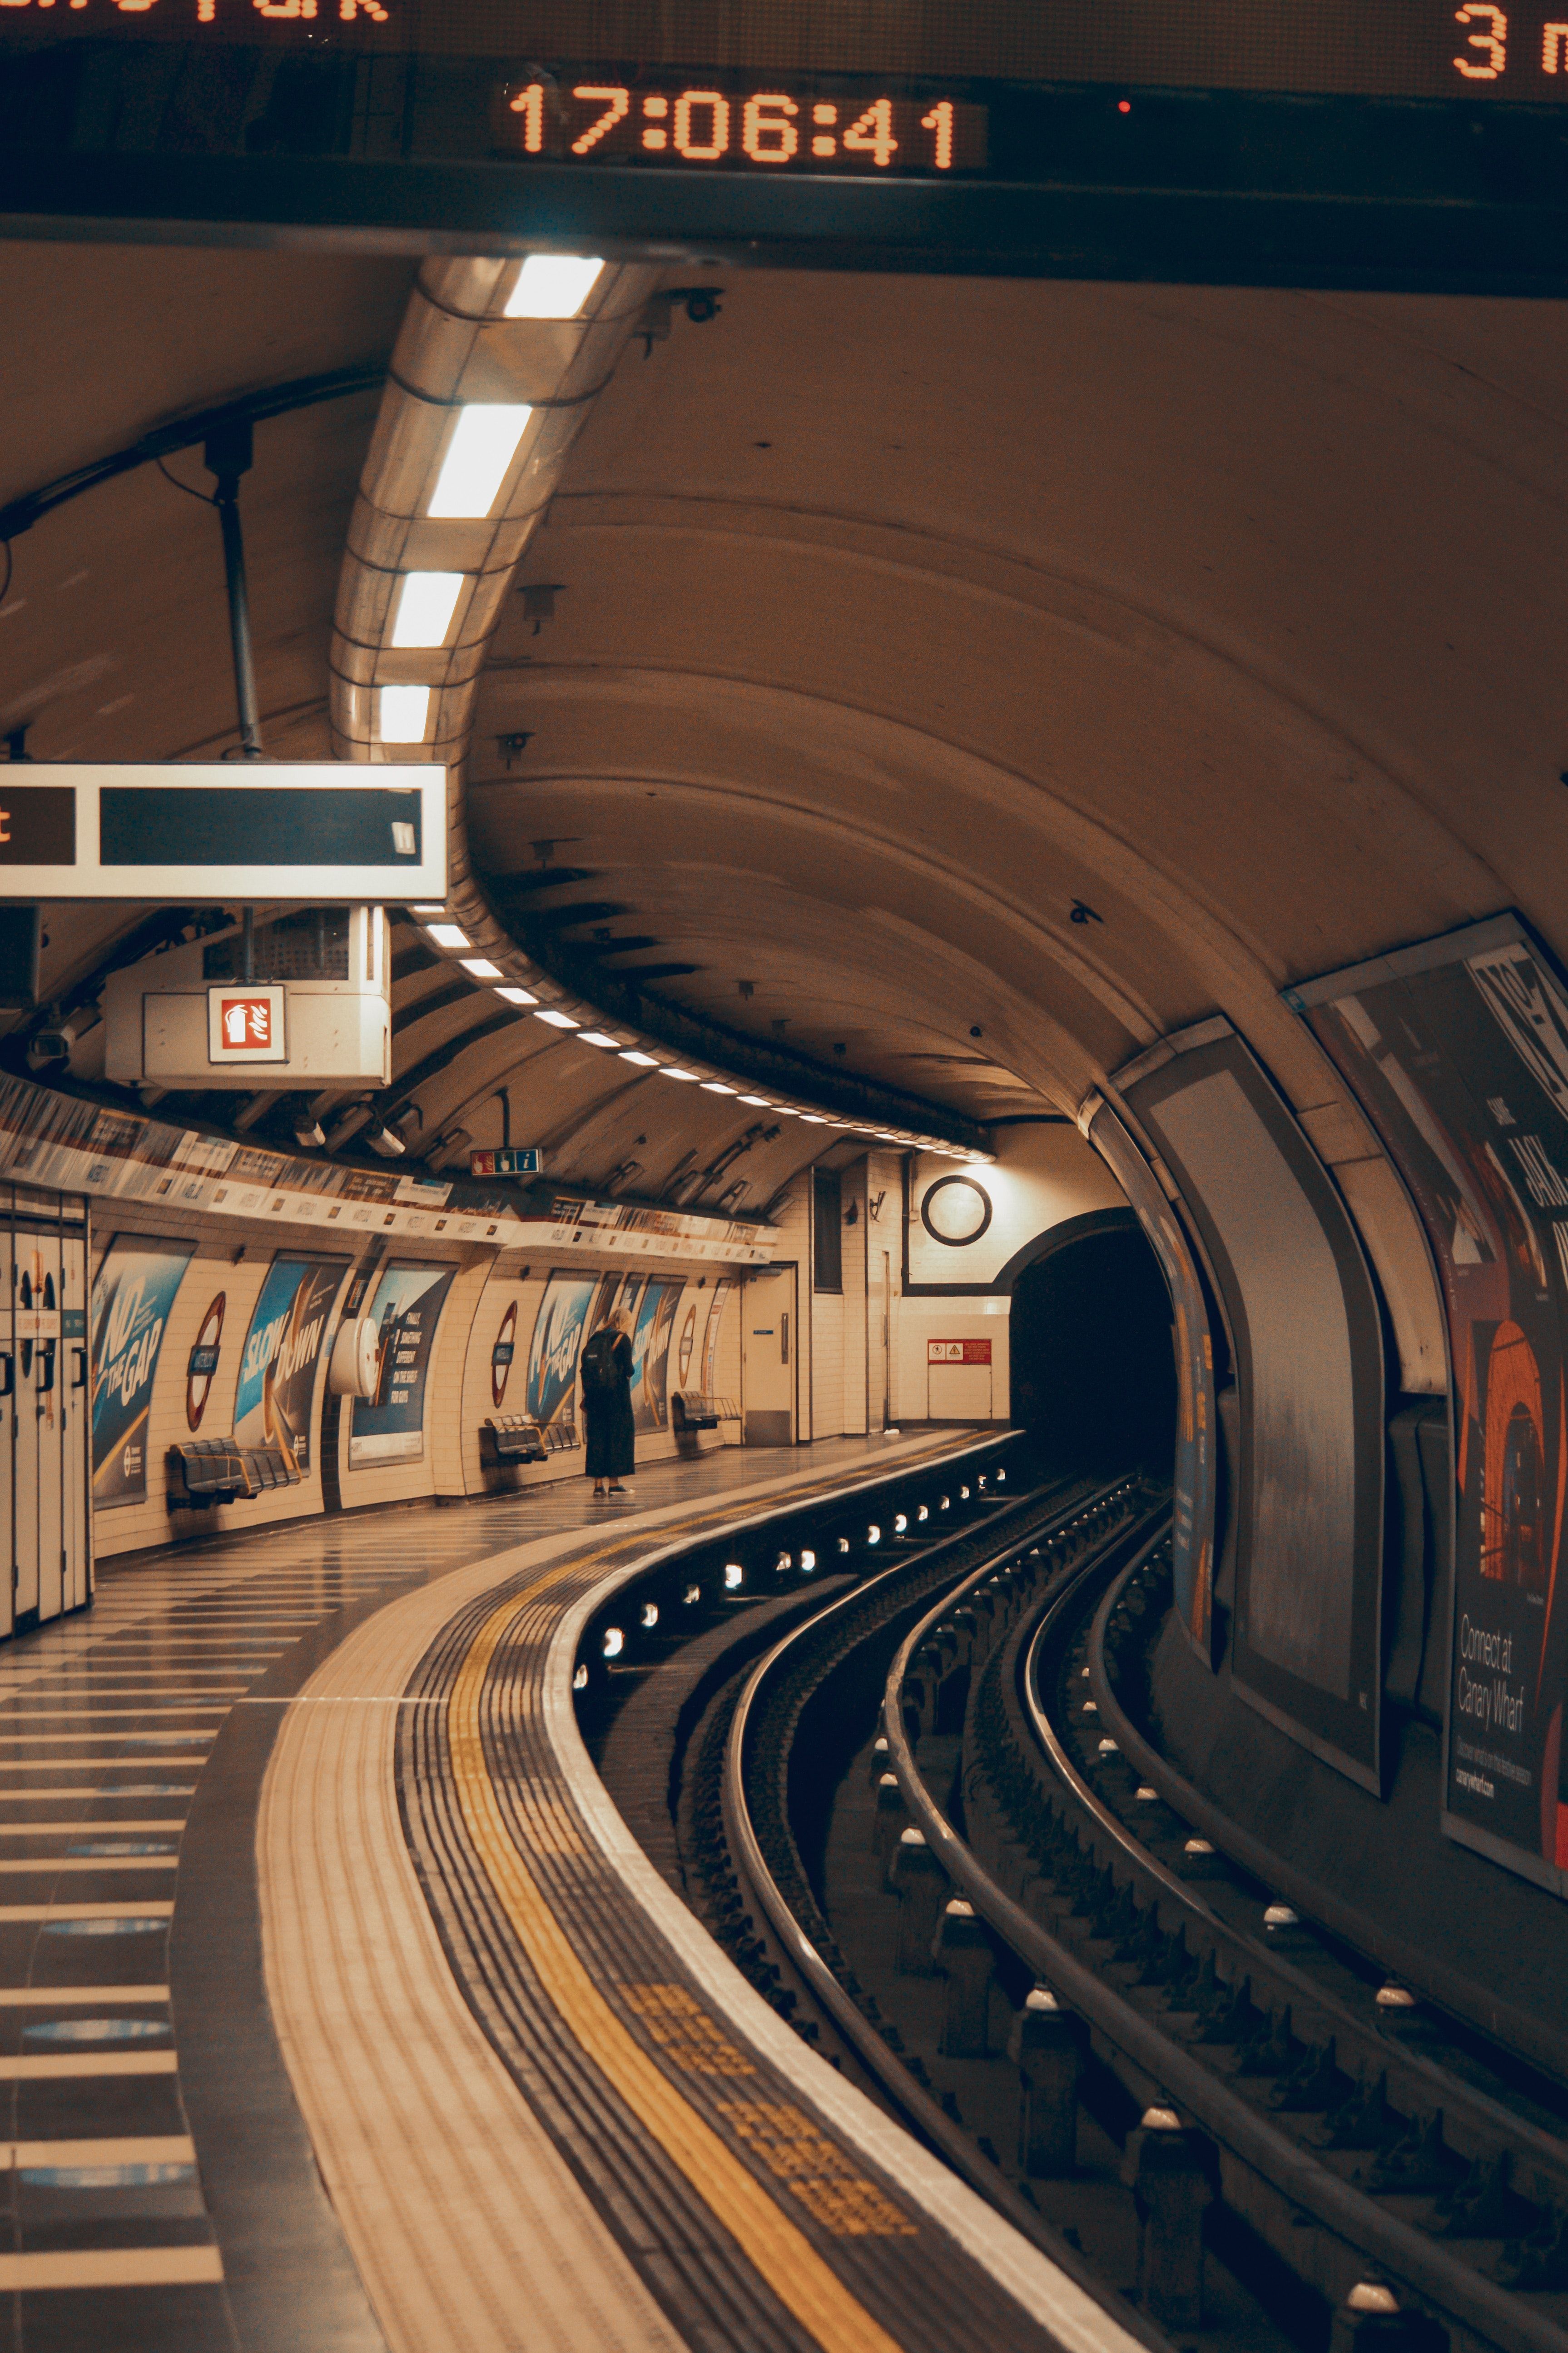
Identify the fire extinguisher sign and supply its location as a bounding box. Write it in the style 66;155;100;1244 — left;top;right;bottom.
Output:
208;984;287;1064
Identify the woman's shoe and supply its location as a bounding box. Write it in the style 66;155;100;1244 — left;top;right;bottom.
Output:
608;1482;633;1495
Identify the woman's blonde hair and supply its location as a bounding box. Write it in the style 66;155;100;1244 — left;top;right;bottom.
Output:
609;1307;633;1336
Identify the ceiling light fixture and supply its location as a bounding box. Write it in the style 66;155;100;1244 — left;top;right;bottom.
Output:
534;1008;580;1029
504;254;605;318
427;404;533;519
579;1031;620;1048
660;1067;702;1082
738;1094;772;1107
461;958;502;979
379;684;431;743
494;985;538;1005
426;922;470;949
701;1081;737;1094
390;571;465;648
412;903;445;914
620;1049;658;1066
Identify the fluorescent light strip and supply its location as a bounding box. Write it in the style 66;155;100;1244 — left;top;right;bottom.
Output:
534;1009;579;1030
504;255;605;319
579;1031;620;1049
701;1082;736;1094
461;959;502;979
620;1050;657;1066
427;405;533;520
390;571;465;648
659;1068;702;1082
494;986;538;1006
379;684;431;744
425;923;470;949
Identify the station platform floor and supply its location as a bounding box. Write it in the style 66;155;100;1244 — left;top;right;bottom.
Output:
0;1432;1124;2353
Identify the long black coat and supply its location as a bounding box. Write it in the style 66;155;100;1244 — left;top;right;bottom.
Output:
582;1330;635;1477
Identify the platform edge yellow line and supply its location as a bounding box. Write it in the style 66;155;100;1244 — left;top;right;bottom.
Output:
449;1574;910;2353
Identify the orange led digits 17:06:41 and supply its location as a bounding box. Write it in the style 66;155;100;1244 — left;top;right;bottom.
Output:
497;82;988;174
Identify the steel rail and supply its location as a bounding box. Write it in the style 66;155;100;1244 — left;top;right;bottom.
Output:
719;1472;1171;2347
882;1527;1565;2353
1079;1554;1568;2201
1085;1550;1568;2099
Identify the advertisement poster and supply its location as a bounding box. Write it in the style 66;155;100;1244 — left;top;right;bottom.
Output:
1091;1102;1218;1660
1123;1025;1385;1790
632;1279;684;1433
233;1254;347;1477
89;1235;194;1506
677;1303;696;1389
347;1261;457;1467
1292;914;1568;1891
701;1280;731;1395
525;1274;600;1431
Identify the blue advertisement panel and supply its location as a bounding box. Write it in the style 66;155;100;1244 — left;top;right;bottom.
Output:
526;1274;600;1432
347;1262;457;1467
233;1254;347;1477
631;1278;684;1433
90;1234;194;1506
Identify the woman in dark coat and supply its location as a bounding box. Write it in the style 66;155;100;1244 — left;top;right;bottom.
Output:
581;1308;635;1497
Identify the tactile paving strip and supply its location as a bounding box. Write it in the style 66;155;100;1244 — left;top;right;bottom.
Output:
397;1499;1071;2353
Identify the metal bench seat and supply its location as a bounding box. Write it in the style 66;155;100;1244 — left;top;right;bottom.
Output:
167;1436;304;1509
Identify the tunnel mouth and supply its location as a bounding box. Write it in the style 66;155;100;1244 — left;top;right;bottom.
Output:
1009;1224;1177;1482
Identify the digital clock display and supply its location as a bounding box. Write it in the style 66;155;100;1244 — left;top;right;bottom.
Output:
494;79;987;174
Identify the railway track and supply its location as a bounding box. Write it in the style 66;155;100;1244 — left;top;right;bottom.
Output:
582;1444;1568;2353
870;1515;1568;2353
588;1463;1568;2353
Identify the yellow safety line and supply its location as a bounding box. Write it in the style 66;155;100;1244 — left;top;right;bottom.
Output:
449;1570;912;2353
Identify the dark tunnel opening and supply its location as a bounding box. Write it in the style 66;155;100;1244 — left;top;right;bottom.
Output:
1009;1225;1177;1479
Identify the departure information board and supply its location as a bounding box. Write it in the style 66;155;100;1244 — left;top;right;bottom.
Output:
4;1;1568;106
4;1;1568;283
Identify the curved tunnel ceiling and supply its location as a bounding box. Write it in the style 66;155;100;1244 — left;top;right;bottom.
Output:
0;240;1563;1217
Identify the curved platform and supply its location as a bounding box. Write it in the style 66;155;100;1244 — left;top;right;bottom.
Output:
0;1433;1137;2353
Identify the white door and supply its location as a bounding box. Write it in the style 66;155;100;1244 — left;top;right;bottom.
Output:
61;1231;89;1612
34;1240;64;1626
742;1266;797;1447
0;1225;14;1643
12;1240;38;1628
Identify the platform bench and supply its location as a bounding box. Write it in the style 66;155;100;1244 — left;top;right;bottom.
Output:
167;1437;304;1509
481;1415;549;1467
671;1392;738;1433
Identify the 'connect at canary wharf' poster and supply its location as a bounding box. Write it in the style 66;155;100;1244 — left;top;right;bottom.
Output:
1294;914;1568;1895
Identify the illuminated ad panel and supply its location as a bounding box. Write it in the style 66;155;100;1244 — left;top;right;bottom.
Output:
1089;1099;1218;1663
89;1234;194;1507
233;1253;347;1477
630;1277;684;1433
1121;1024;1385;1789
347;1259;456;1466
525;1270;623;1432
1290;914;1568;1894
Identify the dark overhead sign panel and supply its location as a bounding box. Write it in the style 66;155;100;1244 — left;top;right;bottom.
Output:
0;764;446;902
1;1;1566;103
5;1;1568;283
